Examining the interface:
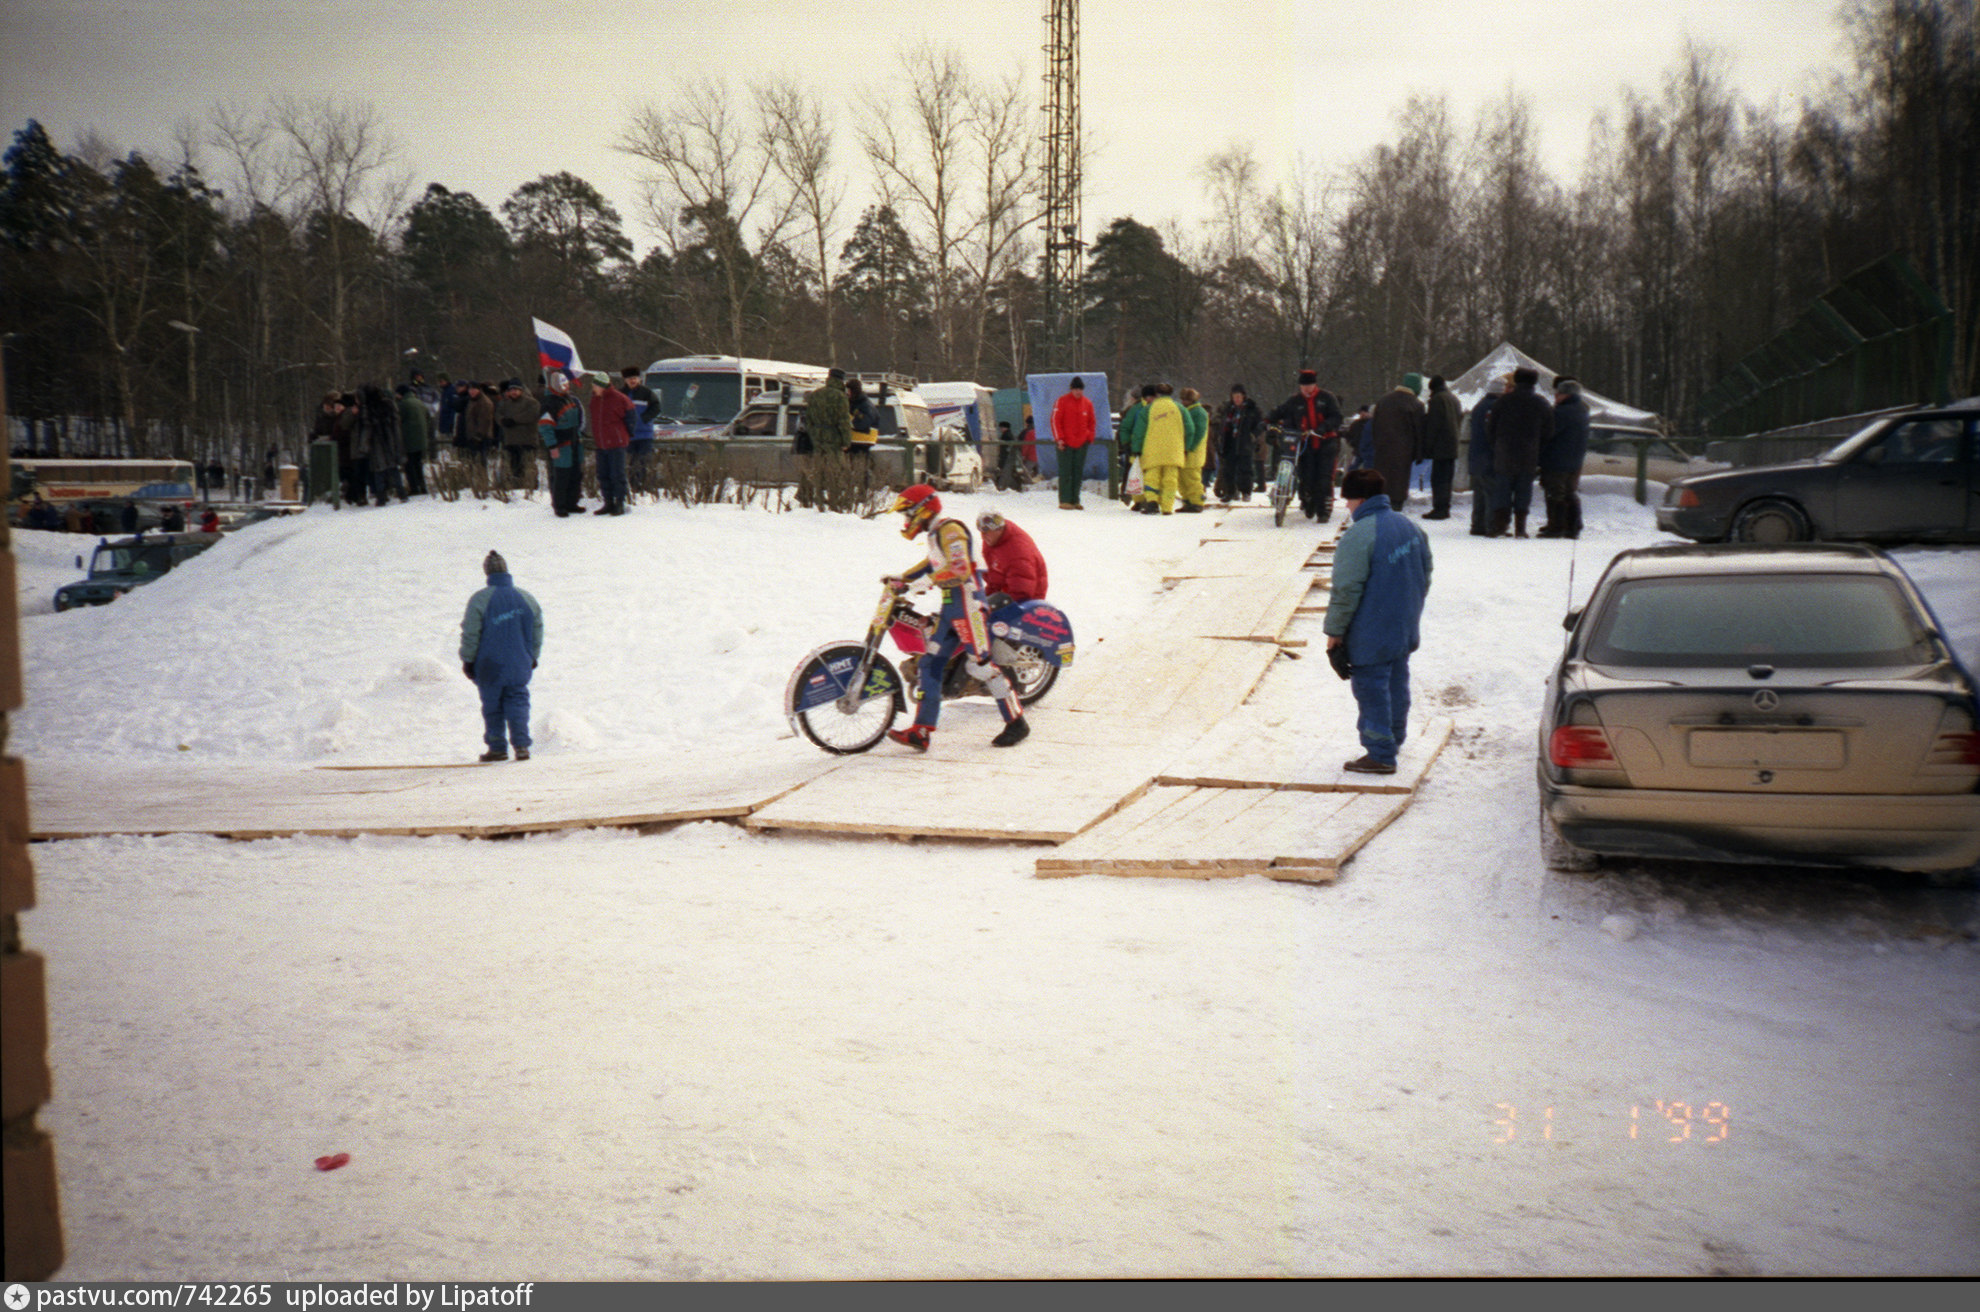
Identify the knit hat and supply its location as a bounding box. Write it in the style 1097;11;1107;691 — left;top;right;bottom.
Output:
1068;376;1084;390
1401;372;1424;394
1298;370;1317;386
483;550;507;577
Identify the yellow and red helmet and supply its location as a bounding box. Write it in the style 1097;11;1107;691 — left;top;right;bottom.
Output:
891;483;941;538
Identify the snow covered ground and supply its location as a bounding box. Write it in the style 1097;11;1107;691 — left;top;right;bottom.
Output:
14;478;1979;1279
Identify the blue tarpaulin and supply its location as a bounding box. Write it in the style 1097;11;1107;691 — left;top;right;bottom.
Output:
1025;372;1114;479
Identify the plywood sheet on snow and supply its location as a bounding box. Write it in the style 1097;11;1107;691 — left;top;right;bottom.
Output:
1035;784;1411;881
1157;713;1454;795
1161;533;1331;581
1061;637;1284;735
1144;574;1319;642
28;752;837;840
743;740;1154;843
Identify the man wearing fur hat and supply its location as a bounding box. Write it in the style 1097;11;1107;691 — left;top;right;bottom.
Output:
460;550;543;762
1269;370;1344;520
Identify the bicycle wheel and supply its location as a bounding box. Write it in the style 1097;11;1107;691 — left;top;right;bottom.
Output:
785;643;902;754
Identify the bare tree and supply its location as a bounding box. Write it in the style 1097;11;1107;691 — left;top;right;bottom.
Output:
857;44;974;376
1259;159;1341;379
267;96;407;381
958;67;1039;378
756;78;845;360
1199;143;1263;271
618;78;802;357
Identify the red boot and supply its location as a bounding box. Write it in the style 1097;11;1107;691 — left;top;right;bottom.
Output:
887;724;932;752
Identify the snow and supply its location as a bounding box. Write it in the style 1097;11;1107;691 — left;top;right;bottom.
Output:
15;481;1979;1279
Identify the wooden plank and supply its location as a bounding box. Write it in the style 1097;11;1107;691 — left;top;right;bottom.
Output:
1036;784;1410;881
1158;714;1453;795
28;754;838;840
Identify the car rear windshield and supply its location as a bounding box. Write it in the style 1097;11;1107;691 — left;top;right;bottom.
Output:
1584;573;1937;667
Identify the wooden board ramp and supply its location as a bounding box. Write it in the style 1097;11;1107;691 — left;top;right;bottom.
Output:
1035;785;1412;883
28;752;837;840
1158;714;1455;795
743;738;1158;843
1162;532;1331;581
1145;574;1318;643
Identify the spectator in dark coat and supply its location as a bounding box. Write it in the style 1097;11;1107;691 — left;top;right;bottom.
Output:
1422;375;1463;520
1215;384;1265;503
463;381;497;467
977;511;1048;603
1466;377;1504;536
1538;376;1592;538
1485;367;1553;537
1368;374;1427;512
497;379;541;488
396;384;432;496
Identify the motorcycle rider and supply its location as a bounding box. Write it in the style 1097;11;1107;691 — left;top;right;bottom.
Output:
882;484;1029;752
1269;369;1345;521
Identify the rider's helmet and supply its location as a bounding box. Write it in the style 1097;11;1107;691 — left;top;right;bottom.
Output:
891;483;942;539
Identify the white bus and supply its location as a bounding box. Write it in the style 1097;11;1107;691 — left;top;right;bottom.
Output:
10;457;197;508
641;355;831;439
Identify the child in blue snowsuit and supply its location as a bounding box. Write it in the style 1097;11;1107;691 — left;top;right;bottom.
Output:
460;550;543;761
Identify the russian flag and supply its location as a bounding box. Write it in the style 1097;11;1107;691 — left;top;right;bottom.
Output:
532;318;585;378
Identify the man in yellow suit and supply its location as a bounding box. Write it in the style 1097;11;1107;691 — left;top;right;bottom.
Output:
1137;383;1187;515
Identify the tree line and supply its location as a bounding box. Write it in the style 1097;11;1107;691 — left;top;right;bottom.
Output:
1;0;1973;469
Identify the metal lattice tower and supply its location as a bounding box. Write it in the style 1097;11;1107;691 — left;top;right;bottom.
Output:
1041;0;1083;369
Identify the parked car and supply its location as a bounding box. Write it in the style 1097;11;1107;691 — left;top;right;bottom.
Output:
1538;543;1980;874
53;531;222;611
1582;425;1720;485
1656;398;1980;543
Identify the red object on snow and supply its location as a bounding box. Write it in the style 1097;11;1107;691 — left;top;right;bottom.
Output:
314;1153;351;1171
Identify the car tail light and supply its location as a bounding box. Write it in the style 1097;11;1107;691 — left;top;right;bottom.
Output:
1674;487;1700;508
1550;726;1620;769
1926;731;1980;768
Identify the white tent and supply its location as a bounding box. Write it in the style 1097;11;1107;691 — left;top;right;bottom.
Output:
1447;342;1659;427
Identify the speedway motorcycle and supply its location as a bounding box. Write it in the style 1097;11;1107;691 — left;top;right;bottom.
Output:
785;582;1076;754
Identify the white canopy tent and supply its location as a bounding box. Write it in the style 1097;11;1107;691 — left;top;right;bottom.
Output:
1447;342;1659;427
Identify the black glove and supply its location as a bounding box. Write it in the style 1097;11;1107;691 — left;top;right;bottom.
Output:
463;661;475;680
1326;644;1353;681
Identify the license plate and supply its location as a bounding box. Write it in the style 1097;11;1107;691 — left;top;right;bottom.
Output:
1687;729;1845;769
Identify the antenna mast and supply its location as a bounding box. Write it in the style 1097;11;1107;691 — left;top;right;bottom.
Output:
1041;0;1084;370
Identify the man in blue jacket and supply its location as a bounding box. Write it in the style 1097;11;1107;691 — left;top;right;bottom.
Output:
460;550;544;762
1324;469;1433;774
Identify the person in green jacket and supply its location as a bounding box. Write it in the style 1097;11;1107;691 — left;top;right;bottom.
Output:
1179;386;1209;513
395;384;432;496
804;368;853;457
1116;386;1150;507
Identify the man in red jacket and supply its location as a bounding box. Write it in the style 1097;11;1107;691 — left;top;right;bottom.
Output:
977;511;1048;604
1051;377;1096;509
585;371;634;516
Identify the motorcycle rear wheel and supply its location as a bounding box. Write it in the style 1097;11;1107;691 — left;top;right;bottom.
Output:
786;644;902;754
1006;644;1059;705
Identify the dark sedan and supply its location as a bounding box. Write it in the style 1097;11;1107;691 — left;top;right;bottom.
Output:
1656;398;1979;544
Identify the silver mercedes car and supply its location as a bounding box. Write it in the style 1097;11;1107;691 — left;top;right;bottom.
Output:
1538;544;1980;873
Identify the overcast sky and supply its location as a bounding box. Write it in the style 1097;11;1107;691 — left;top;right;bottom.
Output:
0;0;1850;254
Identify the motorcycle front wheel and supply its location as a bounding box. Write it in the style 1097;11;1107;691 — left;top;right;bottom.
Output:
785;643;902;754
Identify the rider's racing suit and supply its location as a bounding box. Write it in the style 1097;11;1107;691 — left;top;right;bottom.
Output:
898;516;1023;730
